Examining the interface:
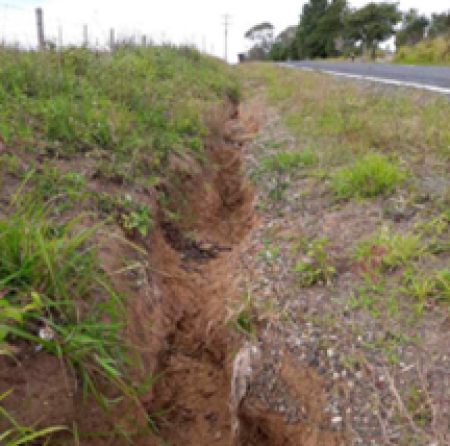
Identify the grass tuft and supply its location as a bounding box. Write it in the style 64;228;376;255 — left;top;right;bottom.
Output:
0;192;132;406
331;153;406;199
259;149;318;174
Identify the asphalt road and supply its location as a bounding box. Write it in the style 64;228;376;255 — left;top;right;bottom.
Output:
284;61;450;93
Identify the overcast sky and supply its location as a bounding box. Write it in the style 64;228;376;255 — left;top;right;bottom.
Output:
1;0;449;61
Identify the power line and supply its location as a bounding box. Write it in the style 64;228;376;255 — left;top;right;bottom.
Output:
222;14;231;63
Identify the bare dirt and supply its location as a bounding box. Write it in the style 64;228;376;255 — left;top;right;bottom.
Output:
1;101;344;445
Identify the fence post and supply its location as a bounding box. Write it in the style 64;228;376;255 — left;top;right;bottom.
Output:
58;25;63;50
83;24;88;47
110;28;115;52
36;8;45;50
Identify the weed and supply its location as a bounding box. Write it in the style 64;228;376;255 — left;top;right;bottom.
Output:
355;226;426;271
227;292;257;337
96;193;153;237
331;153;406;199
121;206;153;237
404;385;433;428
293;237;336;286
253;150;318;202
403;268;450;303
227;290;285;336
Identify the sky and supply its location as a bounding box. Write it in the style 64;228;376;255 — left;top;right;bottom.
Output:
1;0;449;61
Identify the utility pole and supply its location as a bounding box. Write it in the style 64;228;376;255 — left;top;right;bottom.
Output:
222;14;231;63
36;8;45;50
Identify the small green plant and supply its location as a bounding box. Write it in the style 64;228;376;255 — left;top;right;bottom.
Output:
404;385;432;428
227;290;284;336
96;193;153;237
331;153;406;199
293;237;336;286
121;204;153;237
355;226;426;271
227;292;257;336
403;268;450;303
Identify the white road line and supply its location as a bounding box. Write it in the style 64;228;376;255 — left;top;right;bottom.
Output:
279;63;450;95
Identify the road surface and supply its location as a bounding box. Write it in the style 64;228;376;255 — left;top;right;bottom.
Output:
284;61;450;94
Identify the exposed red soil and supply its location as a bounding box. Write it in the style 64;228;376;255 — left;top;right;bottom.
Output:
0;104;343;446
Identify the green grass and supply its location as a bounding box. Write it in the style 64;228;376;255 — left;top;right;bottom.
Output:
331;153;406;199
0;191;133;406
259;149;318;174
0;46;240;185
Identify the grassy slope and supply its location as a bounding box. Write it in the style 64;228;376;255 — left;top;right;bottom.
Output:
394;37;450;66
0;46;239;443
0;46;239;182
239;63;449;443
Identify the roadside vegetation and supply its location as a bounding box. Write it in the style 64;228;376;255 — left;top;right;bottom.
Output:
394;36;450;66
239;63;450;444
0;45;239;444
243;2;450;66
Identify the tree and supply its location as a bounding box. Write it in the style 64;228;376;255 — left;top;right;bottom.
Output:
296;0;329;59
428;12;450;39
316;0;349;57
268;26;297;61
244;22;275;60
295;0;349;60
396;9;430;47
345;2;401;60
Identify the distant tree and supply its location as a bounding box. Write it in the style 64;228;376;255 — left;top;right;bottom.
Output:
316;0;349;57
396;9;430;47
296;0;329;59
295;0;349;60
244;22;275;60
268;26;297;61
428;11;450;39
345;3;401;60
